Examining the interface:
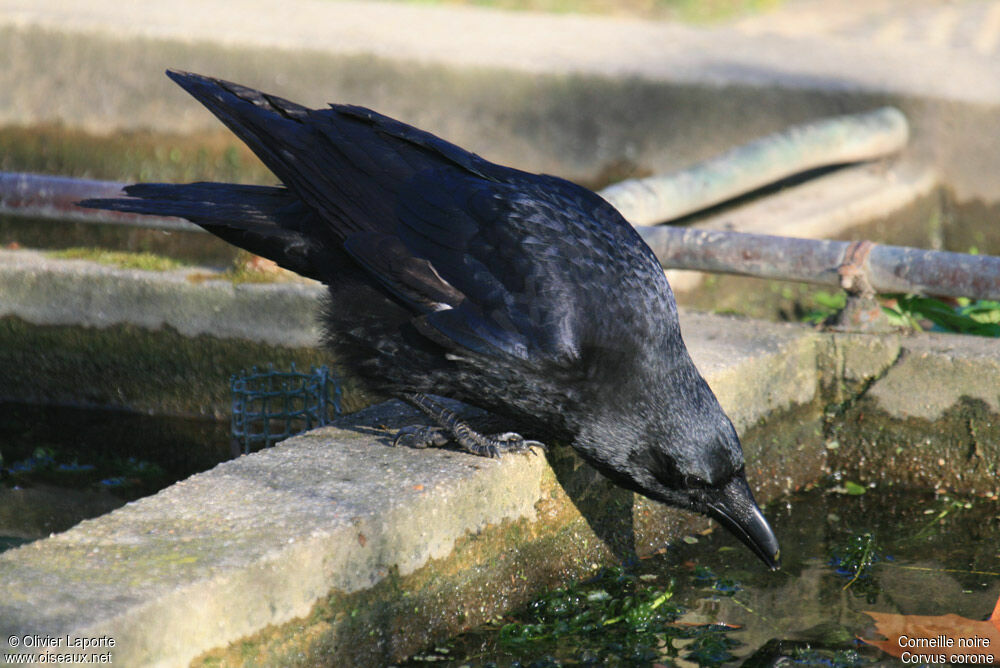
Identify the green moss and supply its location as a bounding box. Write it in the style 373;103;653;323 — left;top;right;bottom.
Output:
0;214;240;266
43;246;315;285
47;247;189;272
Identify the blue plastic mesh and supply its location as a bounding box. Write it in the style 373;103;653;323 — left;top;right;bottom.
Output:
230;364;343;453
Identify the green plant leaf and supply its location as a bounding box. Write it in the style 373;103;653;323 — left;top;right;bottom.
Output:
843;481;866;495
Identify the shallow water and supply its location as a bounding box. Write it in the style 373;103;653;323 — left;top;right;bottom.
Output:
0;402;232;550
400;486;1000;666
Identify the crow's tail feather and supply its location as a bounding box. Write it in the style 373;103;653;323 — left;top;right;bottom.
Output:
79;182;328;280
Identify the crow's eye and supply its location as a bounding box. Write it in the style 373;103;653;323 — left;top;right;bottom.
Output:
683;474;708;489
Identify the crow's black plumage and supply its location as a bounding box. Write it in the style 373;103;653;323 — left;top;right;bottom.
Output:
81;70;780;569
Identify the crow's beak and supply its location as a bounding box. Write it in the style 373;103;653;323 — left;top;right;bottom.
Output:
706;475;781;570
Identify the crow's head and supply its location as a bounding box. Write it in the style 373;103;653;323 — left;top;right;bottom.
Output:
639;416;781;571
574;361;781;570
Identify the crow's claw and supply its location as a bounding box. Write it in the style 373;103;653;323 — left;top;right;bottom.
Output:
490;432;546;456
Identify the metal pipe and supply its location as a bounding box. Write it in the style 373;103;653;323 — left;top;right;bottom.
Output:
3;170;999;302
602;107;910;226
0;171;201;232
638;225;1000;302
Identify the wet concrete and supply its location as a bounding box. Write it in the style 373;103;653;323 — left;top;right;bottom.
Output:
0;485;124;541
824;332;1000;496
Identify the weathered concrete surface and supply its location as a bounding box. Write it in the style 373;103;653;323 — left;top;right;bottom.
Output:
3;0;1000;205
678;312;819;434
818;331;904;403
867;334;1000;421
824;331;1000;495
0;251;387;417
693;161;937;239
0;315;347;419
0;249;323;347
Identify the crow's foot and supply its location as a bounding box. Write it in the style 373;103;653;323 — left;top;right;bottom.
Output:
399;393;545;459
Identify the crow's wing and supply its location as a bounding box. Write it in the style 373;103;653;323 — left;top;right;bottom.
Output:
109;71;672;364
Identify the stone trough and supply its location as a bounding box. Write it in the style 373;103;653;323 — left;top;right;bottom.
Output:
1;272;998;665
3;0;1000;665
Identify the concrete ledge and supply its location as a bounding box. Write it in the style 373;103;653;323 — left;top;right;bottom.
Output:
0;250;346;418
0;315;341;419
694;161;938;239
0;249;324;348
6;0;1000;109
677;311;819;434
867;334;1000;421
0;409;548;666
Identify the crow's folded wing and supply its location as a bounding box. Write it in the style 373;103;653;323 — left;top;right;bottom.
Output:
91;71;670;366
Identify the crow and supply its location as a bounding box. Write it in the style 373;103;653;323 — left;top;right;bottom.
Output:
81;70;780;569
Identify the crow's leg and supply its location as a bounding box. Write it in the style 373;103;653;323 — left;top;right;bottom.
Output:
395;393;544;458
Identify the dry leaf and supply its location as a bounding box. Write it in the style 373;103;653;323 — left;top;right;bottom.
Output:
862;593;1000;662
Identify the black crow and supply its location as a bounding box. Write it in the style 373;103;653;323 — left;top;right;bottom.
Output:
81;70;780;569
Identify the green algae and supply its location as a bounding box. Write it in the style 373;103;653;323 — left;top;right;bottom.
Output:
399;487;1000;666
40;246;310;284
47;247;189;272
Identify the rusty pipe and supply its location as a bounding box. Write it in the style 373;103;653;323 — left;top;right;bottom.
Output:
2;170;998;302
0;171;200;232
638;225;1000;302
